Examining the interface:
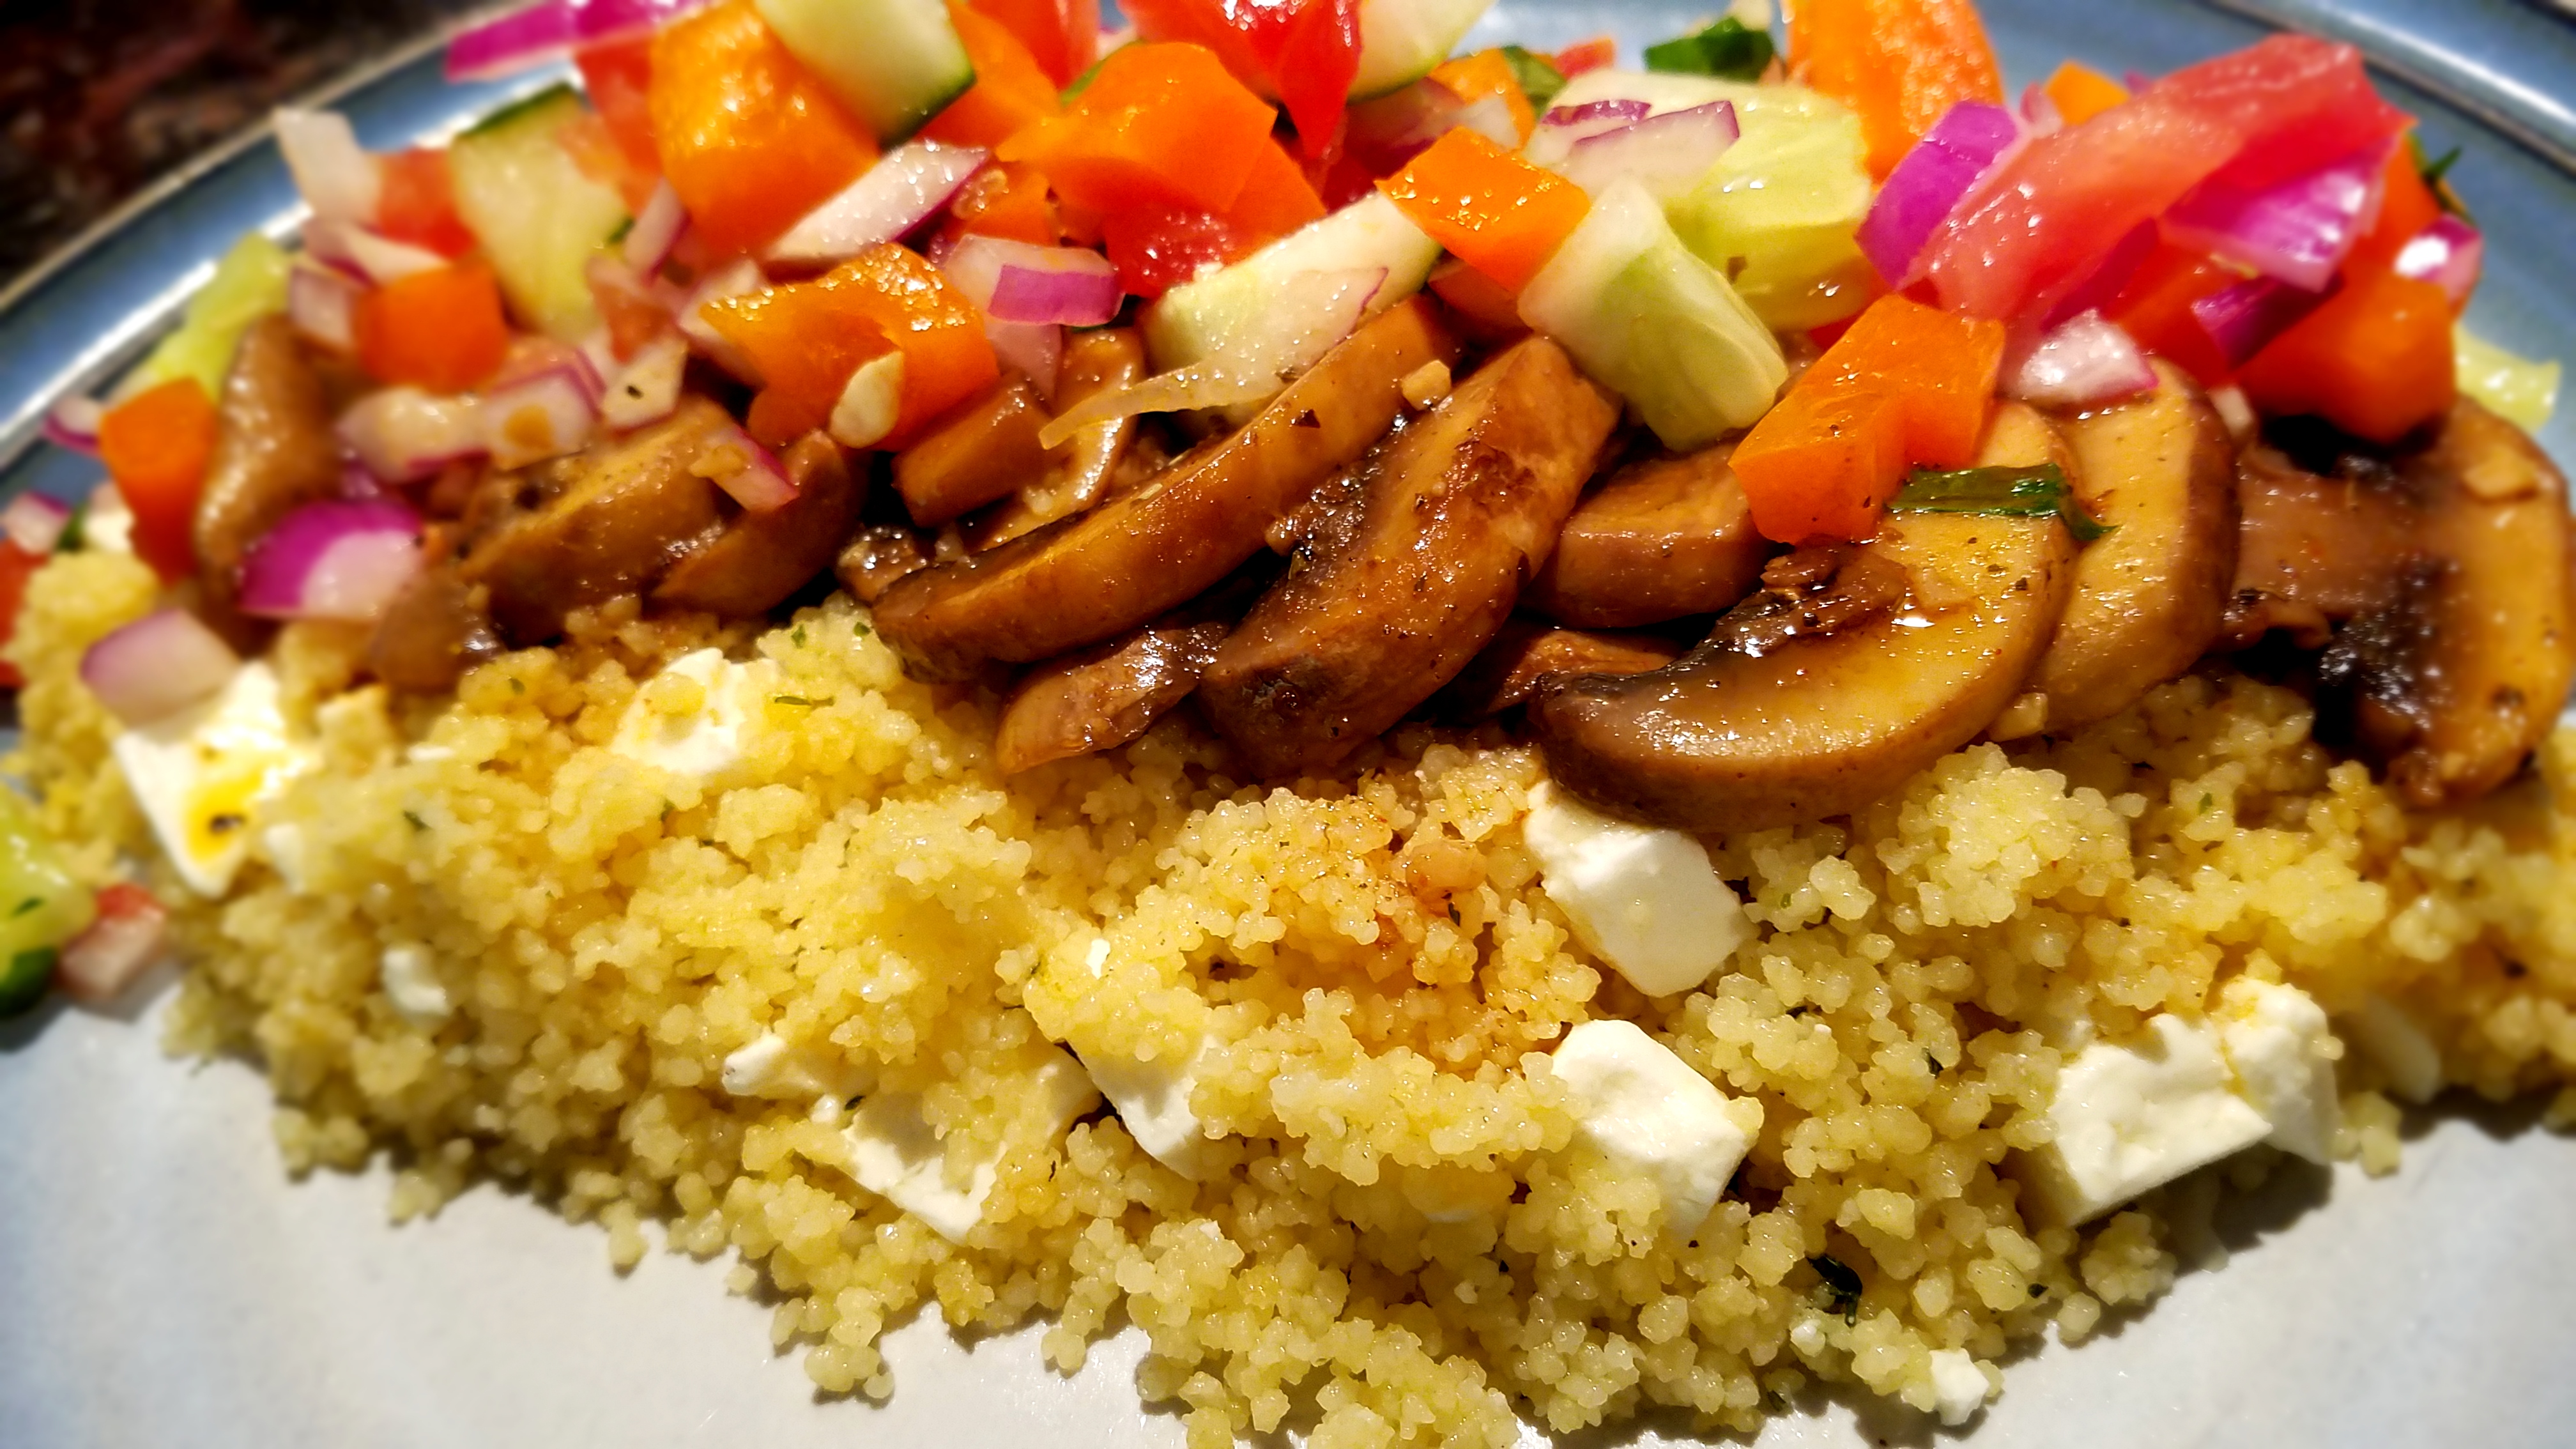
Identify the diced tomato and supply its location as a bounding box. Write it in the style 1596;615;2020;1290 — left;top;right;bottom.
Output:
968;0;1099;88
923;1;1064;148
97;379;220;581
374;149;475;258
588;258;677;359
1429;50;1537;144
2041;61;2129;127
1377;128;1588;293
55;881;168;1004
1425;257;1529;343
1118;0;1360;159
2237;266;2454;444
0;539;44;687
1101;137;1322;296
940;162;1061;248
1553;36;1616;78
557;109;662;212
1731;295;2005;543
707;245;997;448
999;43;1280;217
1790;0;2003;180
574;34;662;177
2345;139;2442;274
1920;35;2405;322
356;263;511;394
2103;241;2239;387
649;0;880;256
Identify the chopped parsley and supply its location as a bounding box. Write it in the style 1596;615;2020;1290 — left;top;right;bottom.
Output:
0;946;57;1016
1808;1254;1863;1324
1889;462;2113;542
2411;134;2472;222
402;810;428;832
854;620;873;638
57;498;87;553
1499;45;1567;110
772;694;822;707
10;896;40;918
508;677;526;695
1643;17;1774;80
792;625;808;647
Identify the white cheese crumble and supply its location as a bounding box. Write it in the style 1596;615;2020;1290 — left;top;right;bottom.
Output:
843;1048;1097;1245
720;1031;866;1101
378;942;452;1027
1083;1036;1219;1180
110;661;315;897
2214;977;2340;1163
1551;1018;1752;1236
2343;994;2442;1103
608;647;775;779
1522;782;1749;996
2020;1013;2273;1226
1927;1348;1990;1426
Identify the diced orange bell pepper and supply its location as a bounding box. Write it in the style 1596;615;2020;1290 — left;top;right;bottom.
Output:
2041;61;2129;127
98;379;220;581
997;42;1279;217
2237;266;2455;444
574;35;663;178
355;263;511;394
940;162;1061;248
923;1;1064;149
0;539;42;687
1377;128;1589;293
1732;294;2007;543
1790;0;2004;180
707;244;999;450
2345;140;2442;275
1554;36;1616;78
649;0;880;256
1429;50;1537;144
969;0;1099;88
374;149;476;258
2103;241;2239;388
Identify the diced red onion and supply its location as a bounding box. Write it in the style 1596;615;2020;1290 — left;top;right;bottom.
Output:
942;238;1064;398
238;498;426;622
480;367;597;470
1;493;72;556
1526;98;1652;168
2018;84;2062;135
273;107;381;225
80;610;241;726
2165;139;2393;293
305;218;447;286
623;180;691;275
2005;312;2158;406
55;883;169;1005
446;0;711;81
288;266;364;353
1549;98;1652;128
1857;100;2023;286
1345;78;1472;174
692;422;801;510
766;142;990;270
41;397;102;456
986;246;1123;326
1559;101;1741;202
2192;273;2337;369
340;461;390;498
338;387;486;484
677;258;769;383
600;332;690;430
2395;215;2482;309
492;335;606;407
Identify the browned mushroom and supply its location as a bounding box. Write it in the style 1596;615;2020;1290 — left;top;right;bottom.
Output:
889;374;1055;526
990;619;1230;774
1196;334;1620;777
870;298;1459;681
194;316;344;630
655;433;864;616
834;525;935;605
2222;437;2422;649
367;553;503;693
956;329;1149;551
1529;402;2079;832
1428;618;1683;721
1524;445;1770;629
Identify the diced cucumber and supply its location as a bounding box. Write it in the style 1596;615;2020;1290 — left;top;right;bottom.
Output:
756;0;975;142
1351;0;1497;99
1547;70;1874;331
1142;192;1443;378
1519;178;1786;452
0;788;93;1016
447;84;629;341
127;232;293;401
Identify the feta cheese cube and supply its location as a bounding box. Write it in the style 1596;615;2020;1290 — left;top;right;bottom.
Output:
1523;782;1750;996
843;1048;1097;1244
721;1030;866;1101
2020;1013;2273;1226
2343;994;2442;1104
1082;1033;1220;1180
111;662;315;897
1927;1348;1990;1426
2215;977;2340;1163
609;648;774;778
1551;1018;1752;1235
378;942;452;1027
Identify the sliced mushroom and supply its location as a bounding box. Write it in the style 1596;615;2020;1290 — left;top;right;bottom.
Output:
990;619;1230;774
1524;444;1770;629
1530;402;2079;832
456;397;731;644
1197;334;1620;777
2222;435;2423;649
834;525;933;604
368;550;503;693
1429;618;1683;721
890;373;1055;526
194;316;344;627
656;433;864;616
871;298;1459;681
957;329;1148;551
2029;360;2239;730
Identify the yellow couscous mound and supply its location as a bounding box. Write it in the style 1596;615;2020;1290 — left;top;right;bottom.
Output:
19;546;2576;1445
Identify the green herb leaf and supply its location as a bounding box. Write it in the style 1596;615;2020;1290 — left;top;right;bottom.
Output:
772;694;822;707
11;896;40;918
2411;134;2472;222
57;499;88;553
402;810;428;832
854;620;873;638
792;625;808;647
1643;17;1774;80
607;216;636;245
0;945;58;1016
1808;1253;1864;1324
1499;45;1568;110
1889;462;2113;543
508;677;526;695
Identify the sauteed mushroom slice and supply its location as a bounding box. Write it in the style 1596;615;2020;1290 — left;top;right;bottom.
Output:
990;619;1230;775
1429;618;1683;721
369;555;503;693
2031;361;2239;730
958;329;1147;551
1198;335;1620;777
834;525;933;604
2223;436;2423;649
195;316;344;626
1531;403;2078;832
871;298;1459;681
656;433;864;617
1525;445;1770;629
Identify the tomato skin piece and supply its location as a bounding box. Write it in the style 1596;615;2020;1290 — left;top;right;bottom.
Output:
0;539;42;687
2103;241;2238;388
1425;258;1529;344
1100;138;1322;297
999;43;1279;217
355;263;512;395
648;0;880;257
374;150;476;258
1553;36;1616;78
1790;0;2003;180
2143;33;2407;192
922;1;1064;149
2237;266;2455;445
1118;0;1360;159
98;379;220;581
1377;128;1589;294
573;35;662;177
968;0;1099;88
